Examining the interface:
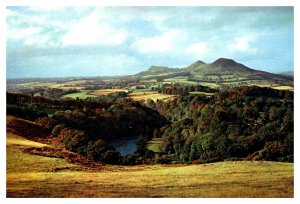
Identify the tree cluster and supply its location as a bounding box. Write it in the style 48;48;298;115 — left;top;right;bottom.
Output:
155;86;293;163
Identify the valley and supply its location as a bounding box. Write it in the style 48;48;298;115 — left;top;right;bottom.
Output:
7;58;293;103
6;58;294;197
6;116;294;198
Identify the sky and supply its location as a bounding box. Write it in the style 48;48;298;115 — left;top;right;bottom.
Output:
6;7;294;78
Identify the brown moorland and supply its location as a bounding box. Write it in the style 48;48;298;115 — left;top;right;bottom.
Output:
6;116;294;198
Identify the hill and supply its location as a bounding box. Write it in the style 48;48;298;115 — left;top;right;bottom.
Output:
137;65;182;76
136;58;293;87
278;70;294;77
186;58;292;82
6;115;294;197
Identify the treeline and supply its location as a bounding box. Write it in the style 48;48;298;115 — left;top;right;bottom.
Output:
7;92;169;164
7;91;128;114
6;86;294;165
153;86;293;163
158;84;218;96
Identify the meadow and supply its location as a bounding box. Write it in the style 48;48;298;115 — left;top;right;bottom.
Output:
61;91;97;99
90;88;129;96
6;116;294;198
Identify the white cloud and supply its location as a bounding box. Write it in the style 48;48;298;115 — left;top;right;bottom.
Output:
186;42;209;57
62;12;128;46
6;8;16;17
141;12;169;31
27;7;66;12
133;29;187;54
7;27;41;40
227;35;258;54
6;8;66;47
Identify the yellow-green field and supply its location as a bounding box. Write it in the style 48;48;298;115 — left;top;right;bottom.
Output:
62;91;97;99
189;91;215;96
128;92;174;102
90;89;129;96
147;138;164;153
272;86;294;91
6;116;294;198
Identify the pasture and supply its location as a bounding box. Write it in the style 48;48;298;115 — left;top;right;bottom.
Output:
62;91;97;99
128;92;174;102
6;116;294;198
90;89;129;96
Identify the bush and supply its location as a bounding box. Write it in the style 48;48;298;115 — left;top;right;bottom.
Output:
60;129;90;154
256;141;285;161
36;117;56;130
86;140;109;161
51;124;66;137
102;149;120;164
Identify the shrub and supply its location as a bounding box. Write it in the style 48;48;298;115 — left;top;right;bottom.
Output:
36;117;56;130
51;124;66;137
256;141;285;161
86;140;109;161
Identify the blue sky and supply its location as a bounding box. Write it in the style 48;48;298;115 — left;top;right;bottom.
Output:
6;7;294;78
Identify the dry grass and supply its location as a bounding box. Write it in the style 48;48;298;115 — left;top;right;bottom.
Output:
59;86;86;90
90;89;129;96
272;86;294;91
128;92;174;102
6;116;294;198
7;159;294;198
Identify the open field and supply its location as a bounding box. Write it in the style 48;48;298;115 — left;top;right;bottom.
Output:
189;91;215;96
62;91;97;99
128;92;174;102
90;89;129;96
272;86;294;91
147;138;164;153
6;116;294;198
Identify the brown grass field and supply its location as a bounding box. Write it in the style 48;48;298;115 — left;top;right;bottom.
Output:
128;92;174;102
90;89;129;96
6;116;294;198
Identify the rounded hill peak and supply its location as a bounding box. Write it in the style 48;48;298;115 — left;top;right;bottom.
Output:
186;60;206;70
212;58;237;66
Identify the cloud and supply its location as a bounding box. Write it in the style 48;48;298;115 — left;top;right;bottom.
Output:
27;6;66;12
6;7;293;78
227;35;258;54
133;29;187;54
62;12;128;46
6;8;66;47
186;42;209;57
141;11;169;31
7;27;41;40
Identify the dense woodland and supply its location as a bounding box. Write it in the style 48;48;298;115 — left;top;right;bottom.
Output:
158;84;218;95
7;86;294;164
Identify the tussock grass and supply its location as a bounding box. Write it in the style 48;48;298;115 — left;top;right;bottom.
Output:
7;159;294;198
7;116;294;198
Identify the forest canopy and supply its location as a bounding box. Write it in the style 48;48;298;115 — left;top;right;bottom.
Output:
6;86;293;164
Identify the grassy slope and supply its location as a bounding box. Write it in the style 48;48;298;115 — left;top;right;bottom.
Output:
6;116;294;198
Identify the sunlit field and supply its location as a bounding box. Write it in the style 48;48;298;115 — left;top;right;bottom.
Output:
90;89;129;96
62;91;97;99
6;116;294;198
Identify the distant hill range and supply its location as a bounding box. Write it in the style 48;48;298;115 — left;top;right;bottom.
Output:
136;58;293;86
277;71;294;77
